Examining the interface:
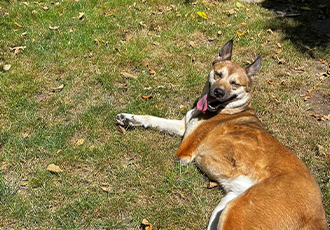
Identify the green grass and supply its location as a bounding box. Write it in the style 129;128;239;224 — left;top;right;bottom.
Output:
1;0;329;229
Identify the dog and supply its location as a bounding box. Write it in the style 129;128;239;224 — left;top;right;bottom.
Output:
116;40;326;230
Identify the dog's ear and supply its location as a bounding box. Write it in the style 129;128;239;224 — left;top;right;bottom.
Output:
245;55;262;79
216;40;233;61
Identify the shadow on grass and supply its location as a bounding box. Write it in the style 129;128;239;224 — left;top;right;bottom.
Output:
260;0;330;58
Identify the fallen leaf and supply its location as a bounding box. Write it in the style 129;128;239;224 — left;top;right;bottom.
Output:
15;22;23;28
141;95;153;99
228;9;235;15
94;38;99;45
207;181;218;189
34;2;41;5
189;41;198;48
78;12;85;20
49;25;59;30
46;163;63;173
141;219;152;230
301;6;311;11
120;71;138;79
9;46;26;55
118;125;126;134
21;32;27;37
196;11;207;19
275;49;282;54
268;80;274;85
75;138;85;146
236;30;247;37
42;5;49;10
236;2;243;8
51;84;64;92
179;105;187;110
3;64;11;71
139;21;147;28
310;113;330;121
69;28;74;33
101;185;113;193
149;68;157;76
304;93;312;100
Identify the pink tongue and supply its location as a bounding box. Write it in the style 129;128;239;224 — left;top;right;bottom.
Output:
197;94;209;113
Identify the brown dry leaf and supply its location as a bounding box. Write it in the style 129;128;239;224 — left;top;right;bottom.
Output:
309;113;330;121
141;219;152;230
179;105;187;110
120;71;138;79
268;80;274;85
3;64;11;71
42;5;49;10
149;68;157;76
304;93;312;100
139;21;147;28
118;125;126;134
78;12;85;20
49;25;59;30
275;49;282;54
228;9;235;15
51;84;64;92
141;95;153;99
75;138;85;146
21;32;27;37
207;181;218;189
94;38;99;45
69;28;74;33
65;100;71;105
101;185;113;193
9;46;26;55
46;163;63;173
34;1;41;5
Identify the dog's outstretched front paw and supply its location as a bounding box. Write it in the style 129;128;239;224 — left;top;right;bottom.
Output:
116;113;140;127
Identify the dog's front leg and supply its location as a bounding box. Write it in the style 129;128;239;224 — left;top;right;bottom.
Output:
116;113;185;136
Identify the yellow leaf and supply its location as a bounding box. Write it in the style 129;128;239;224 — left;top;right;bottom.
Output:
141;219;152;230
236;30;247;37
236;2;243;7
15;22;23;28
196;11;207;19
301;6;311;11
75;138;85;146
46;163;63;173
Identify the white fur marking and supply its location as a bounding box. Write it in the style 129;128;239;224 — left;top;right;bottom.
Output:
207;176;255;230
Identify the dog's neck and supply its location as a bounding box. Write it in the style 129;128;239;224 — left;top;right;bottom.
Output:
218;92;252;115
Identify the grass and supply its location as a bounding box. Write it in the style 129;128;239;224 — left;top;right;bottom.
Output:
0;0;329;229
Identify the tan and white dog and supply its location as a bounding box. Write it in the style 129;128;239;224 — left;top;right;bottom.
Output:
116;40;326;230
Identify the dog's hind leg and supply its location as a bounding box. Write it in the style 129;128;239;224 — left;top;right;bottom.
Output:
116;113;185;136
207;192;238;230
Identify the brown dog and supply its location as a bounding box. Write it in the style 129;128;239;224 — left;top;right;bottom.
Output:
116;40;326;230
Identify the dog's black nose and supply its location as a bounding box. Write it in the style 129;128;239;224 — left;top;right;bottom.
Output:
214;88;225;98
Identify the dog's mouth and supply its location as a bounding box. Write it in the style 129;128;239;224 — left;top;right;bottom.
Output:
197;94;237;113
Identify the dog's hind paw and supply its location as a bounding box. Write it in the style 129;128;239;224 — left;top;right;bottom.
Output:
116;113;141;127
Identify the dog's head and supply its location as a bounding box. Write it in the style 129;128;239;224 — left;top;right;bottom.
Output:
197;40;261;114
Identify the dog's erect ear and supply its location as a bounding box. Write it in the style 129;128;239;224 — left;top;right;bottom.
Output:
216;40;233;61
245;55;262;79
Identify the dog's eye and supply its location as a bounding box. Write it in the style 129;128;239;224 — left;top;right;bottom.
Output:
231;80;240;86
215;72;223;79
